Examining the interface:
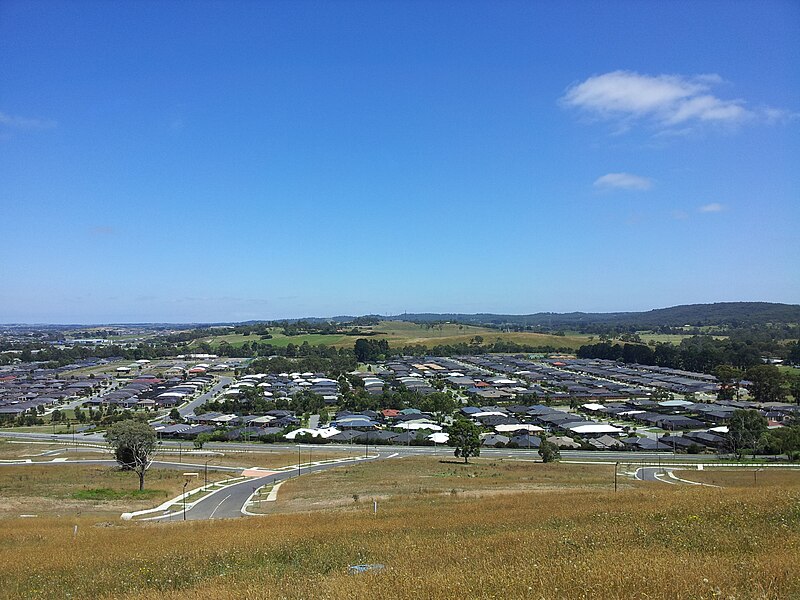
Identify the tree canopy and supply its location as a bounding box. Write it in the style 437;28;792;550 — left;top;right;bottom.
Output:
448;419;481;464
538;438;560;463
105;420;158;491
745;365;786;403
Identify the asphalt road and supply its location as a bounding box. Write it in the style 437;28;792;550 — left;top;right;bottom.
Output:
153;454;382;521
178;376;232;417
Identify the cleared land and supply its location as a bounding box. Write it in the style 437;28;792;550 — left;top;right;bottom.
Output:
0;464;231;519
1;457;799;598
191;321;593;351
263;456;624;513
675;468;800;488
635;332;727;344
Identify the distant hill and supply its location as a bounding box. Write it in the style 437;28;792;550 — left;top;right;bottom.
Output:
350;302;800;330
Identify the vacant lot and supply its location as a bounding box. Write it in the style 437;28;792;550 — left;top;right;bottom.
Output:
192;321;592;352
268;456;622;513
0;464;231;519
0;457;798;599
675;468;800;488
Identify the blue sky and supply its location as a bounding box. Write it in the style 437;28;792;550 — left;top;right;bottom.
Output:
1;0;798;323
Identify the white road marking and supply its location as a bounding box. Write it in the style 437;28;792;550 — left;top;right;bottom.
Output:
209;494;232;519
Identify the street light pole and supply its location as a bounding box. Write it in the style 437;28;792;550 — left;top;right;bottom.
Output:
297;446;301;478
204;460;209;489
182;481;188;521
614;461;619;493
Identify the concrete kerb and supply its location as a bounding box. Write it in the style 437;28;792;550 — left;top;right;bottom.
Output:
666;470;721;487
123;455;380;521
241;454;380;517
121;476;248;521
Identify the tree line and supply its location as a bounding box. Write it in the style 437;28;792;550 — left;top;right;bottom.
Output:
577;336;766;372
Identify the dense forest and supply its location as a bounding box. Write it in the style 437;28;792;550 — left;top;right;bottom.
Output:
377;302;800;333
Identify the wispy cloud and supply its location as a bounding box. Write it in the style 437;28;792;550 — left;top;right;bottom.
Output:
0;111;56;130
593;172;653;191
562;71;793;133
699;203;725;213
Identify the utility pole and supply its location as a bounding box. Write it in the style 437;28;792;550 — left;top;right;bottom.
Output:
182;481;188;521
297;446;301;478
204;460;209;488
614;462;619;493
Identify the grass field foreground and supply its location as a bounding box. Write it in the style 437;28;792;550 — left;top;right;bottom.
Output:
0;460;799;599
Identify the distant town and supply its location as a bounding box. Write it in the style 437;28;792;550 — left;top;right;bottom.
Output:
2;303;799;458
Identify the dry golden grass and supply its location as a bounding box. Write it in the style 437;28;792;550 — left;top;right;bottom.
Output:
1;480;798;600
268;457;626;513
0;465;231;519
0;441;353;468
675;468;800;488
0;441;108;460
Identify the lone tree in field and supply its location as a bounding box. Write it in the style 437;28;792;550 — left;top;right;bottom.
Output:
448;418;481;464
105;420;157;491
538;438;561;463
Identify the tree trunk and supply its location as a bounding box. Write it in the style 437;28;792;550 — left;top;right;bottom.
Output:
138;470;145;491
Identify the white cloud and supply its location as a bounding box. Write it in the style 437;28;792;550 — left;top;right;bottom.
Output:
562;71;788;132
699;203;725;213
0;111;56;130
593;172;653;191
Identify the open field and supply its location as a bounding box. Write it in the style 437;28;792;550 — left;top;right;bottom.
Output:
190;331;355;349
0;464;231;519
0;442;111;461
635;333;727;344
265;456;624;513
0;440;355;469
0;459;798;599
192;321;593;351
675;468;800;488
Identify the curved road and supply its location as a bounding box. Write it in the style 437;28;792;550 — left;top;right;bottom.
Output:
153;454;382;521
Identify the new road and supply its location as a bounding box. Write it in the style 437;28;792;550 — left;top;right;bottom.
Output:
151;454;382;522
